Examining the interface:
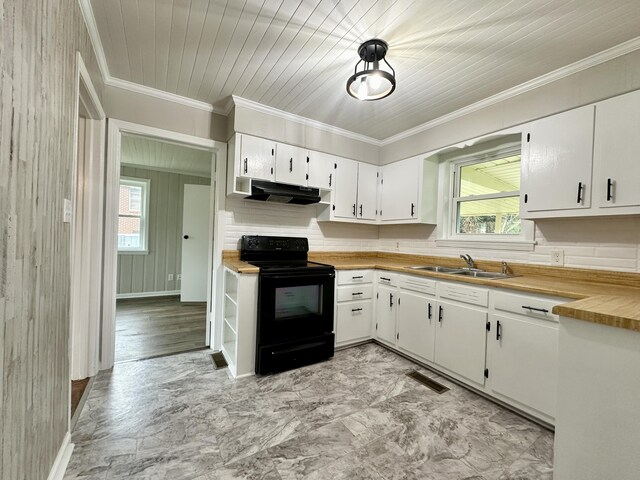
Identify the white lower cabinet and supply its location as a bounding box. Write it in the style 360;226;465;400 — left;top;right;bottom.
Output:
335;270;374;347
434;299;488;386
397;290;436;363
375;284;397;345
332;269;566;424
486;290;563;422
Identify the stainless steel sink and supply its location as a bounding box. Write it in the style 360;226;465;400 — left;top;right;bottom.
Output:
406;266;464;273
453;270;514;279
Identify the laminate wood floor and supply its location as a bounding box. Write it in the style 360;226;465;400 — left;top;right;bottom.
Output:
115;296;206;363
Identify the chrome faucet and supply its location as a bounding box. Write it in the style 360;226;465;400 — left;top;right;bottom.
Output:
460;254;475;269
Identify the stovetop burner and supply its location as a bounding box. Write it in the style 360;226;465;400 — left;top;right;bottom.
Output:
248;259;334;273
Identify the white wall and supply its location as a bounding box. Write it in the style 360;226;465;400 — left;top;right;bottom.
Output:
103;83;228;141
378;217;640;273
223;198;378;251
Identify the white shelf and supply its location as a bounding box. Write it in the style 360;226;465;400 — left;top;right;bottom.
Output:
224;292;238;306
224;315;237;335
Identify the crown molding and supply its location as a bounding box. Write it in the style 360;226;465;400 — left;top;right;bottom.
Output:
231;96;383;146
104;77;219;113
78;0;219;114
380;35;640;146
77;0;110;80
78;0;640;148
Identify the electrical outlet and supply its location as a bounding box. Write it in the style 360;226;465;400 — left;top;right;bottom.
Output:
177;274;182;280
550;250;564;266
396;241;400;250
168;273;174;281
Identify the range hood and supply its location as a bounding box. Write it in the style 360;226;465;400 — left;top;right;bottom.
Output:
245;180;321;205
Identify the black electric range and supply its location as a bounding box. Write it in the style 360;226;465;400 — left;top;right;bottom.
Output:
240;235;335;375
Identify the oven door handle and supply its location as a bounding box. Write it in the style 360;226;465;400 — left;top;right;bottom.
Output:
260;272;335;281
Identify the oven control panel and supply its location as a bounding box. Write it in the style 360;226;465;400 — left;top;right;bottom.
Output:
241;235;308;253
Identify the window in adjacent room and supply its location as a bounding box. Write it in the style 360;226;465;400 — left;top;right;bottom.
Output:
118;177;150;253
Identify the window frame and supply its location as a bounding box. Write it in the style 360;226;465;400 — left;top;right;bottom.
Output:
118;176;150;254
437;142;535;251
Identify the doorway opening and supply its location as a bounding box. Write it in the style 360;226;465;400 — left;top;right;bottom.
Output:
70;53;106;428
102;120;225;371
114;135;212;362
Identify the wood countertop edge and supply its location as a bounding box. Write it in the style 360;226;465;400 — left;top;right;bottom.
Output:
222;257;640;332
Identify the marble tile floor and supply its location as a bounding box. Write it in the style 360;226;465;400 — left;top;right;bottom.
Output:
65;343;553;480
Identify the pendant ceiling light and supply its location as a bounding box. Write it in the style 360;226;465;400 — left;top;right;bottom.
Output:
346;38;396;101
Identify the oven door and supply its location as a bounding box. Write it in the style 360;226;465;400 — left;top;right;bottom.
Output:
257;270;335;346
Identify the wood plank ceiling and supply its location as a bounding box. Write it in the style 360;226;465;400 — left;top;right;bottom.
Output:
90;0;640;139
121;135;212;177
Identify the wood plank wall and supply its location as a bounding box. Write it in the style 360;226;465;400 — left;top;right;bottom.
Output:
117;166;210;295
0;1;103;478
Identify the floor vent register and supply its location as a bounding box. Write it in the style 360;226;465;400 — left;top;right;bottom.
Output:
210;352;228;369
406;370;450;394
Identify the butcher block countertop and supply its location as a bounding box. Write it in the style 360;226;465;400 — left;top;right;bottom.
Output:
223;251;640;333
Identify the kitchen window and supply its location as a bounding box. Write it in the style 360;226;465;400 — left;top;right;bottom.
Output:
118;177;150;253
438;136;535;250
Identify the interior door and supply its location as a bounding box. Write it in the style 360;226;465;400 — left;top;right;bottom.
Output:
181;184;211;302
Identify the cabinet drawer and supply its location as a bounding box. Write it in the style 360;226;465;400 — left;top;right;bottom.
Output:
337;269;373;285
336;301;373;343
399;275;436;296
438;282;489;307
492;290;563;323
377;271;398;286
337;284;373;302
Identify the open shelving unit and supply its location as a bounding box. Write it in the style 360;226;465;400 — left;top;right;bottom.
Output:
221;267;258;378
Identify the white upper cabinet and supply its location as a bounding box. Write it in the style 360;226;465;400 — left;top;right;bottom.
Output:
238;134;276;181
593;89;640;210
275;143;308;186
521;105;595;216
333;157;359;219
380;156;420;221
329;157;378;222
379;155;438;224
307;151;335;190
356;162;378;221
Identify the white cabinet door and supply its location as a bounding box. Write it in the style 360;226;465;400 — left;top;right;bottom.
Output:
239;134;275;180
381;156;420;221
435;300;487;385
375;285;397;345
336;301;372;344
397;290;436;362
521;105;594;213
593;90;640;208
356;162;378;220
275;143;307;186
487;314;558;419
333;157;358;219
307;151;334;190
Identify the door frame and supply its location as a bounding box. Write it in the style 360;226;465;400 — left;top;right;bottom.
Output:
103;119;226;369
70;52;106;384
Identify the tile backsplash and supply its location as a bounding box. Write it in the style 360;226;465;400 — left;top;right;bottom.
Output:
224;199;640;272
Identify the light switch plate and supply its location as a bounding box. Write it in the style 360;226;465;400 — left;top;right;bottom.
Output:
168;274;174;281
177;274;182;280
63;198;72;223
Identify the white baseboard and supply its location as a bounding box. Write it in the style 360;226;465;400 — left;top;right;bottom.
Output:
47;432;74;480
116;290;180;299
